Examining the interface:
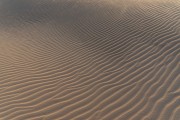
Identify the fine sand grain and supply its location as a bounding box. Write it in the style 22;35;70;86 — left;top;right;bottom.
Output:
0;0;180;120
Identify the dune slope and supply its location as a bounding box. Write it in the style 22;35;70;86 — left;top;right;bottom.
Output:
0;0;180;120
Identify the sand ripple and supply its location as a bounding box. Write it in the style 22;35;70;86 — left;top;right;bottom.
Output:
0;0;180;120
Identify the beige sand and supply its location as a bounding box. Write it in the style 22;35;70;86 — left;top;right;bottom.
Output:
0;0;180;120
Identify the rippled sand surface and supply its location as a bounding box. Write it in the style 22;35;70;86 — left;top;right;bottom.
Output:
0;0;180;120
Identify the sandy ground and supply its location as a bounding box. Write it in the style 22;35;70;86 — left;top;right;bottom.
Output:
0;0;180;120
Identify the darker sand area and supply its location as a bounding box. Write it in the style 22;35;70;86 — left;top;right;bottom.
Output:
0;0;180;120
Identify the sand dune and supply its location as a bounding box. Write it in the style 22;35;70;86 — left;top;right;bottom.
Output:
0;0;180;120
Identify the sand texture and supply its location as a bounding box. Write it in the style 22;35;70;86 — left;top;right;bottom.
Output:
0;0;180;120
